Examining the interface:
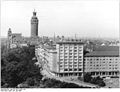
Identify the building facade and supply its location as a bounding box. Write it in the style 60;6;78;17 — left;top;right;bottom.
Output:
35;44;57;75
84;46;120;78
56;41;84;77
36;40;84;77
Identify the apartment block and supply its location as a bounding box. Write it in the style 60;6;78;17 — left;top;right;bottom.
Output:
84;46;120;78
56;41;84;77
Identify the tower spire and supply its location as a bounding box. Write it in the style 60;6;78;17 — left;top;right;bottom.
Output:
33;9;36;16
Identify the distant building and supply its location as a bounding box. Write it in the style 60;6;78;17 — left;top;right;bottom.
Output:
31;10;39;37
7;28;27;48
7;10;41;48
84;46;120;78
36;39;84;77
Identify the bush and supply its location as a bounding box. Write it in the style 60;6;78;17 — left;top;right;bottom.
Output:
26;78;35;86
83;73;106;87
41;78;90;88
84;73;92;82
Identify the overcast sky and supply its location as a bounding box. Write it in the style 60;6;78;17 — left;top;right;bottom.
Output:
1;0;119;38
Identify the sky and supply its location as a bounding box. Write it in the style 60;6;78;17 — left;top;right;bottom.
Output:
1;0;119;38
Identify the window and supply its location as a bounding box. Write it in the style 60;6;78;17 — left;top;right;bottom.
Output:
60;59;63;61
65;59;68;62
65;53;68;55
79;50;82;52
79;69;82;71
74;56;77;58
79;65;82;67
69;62;72;64
74;47;77;49
60;47;63;49
74;65;77;67
60;62;63;64
64;65;68;67
64;62;67;64
65;56;67;58
74;62;77;64
64;69;68;71
79;62;82;64
74;53;77;55
69;53;72;55
74;50;77;52
79;59;82;61
74;69;77;71
75;59;77;61
69;69;72;71
60;65;63;67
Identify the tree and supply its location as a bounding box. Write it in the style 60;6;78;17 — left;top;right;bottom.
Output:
26;78;35;86
84;73;92;82
90;76;105;87
1;45;43;87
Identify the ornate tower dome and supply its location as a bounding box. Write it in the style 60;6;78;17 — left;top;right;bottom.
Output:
31;10;39;37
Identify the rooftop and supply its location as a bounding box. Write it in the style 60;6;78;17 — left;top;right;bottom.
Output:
85;46;119;57
85;51;119;57
93;46;119;51
56;41;84;44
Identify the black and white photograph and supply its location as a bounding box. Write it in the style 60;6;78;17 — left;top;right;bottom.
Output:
1;0;120;90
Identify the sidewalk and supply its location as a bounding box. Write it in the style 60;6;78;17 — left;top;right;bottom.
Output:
41;68;98;88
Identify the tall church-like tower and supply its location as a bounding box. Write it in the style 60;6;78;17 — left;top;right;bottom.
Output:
31;10;39;37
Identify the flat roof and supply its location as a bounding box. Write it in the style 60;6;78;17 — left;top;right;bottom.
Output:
85;51;119;57
85;46;119;57
93;46;119;51
56;41;84;44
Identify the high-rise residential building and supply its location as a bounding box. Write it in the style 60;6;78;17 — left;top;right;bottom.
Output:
56;40;84;77
31;10;39;37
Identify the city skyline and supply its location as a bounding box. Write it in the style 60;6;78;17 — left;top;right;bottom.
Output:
1;0;119;38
